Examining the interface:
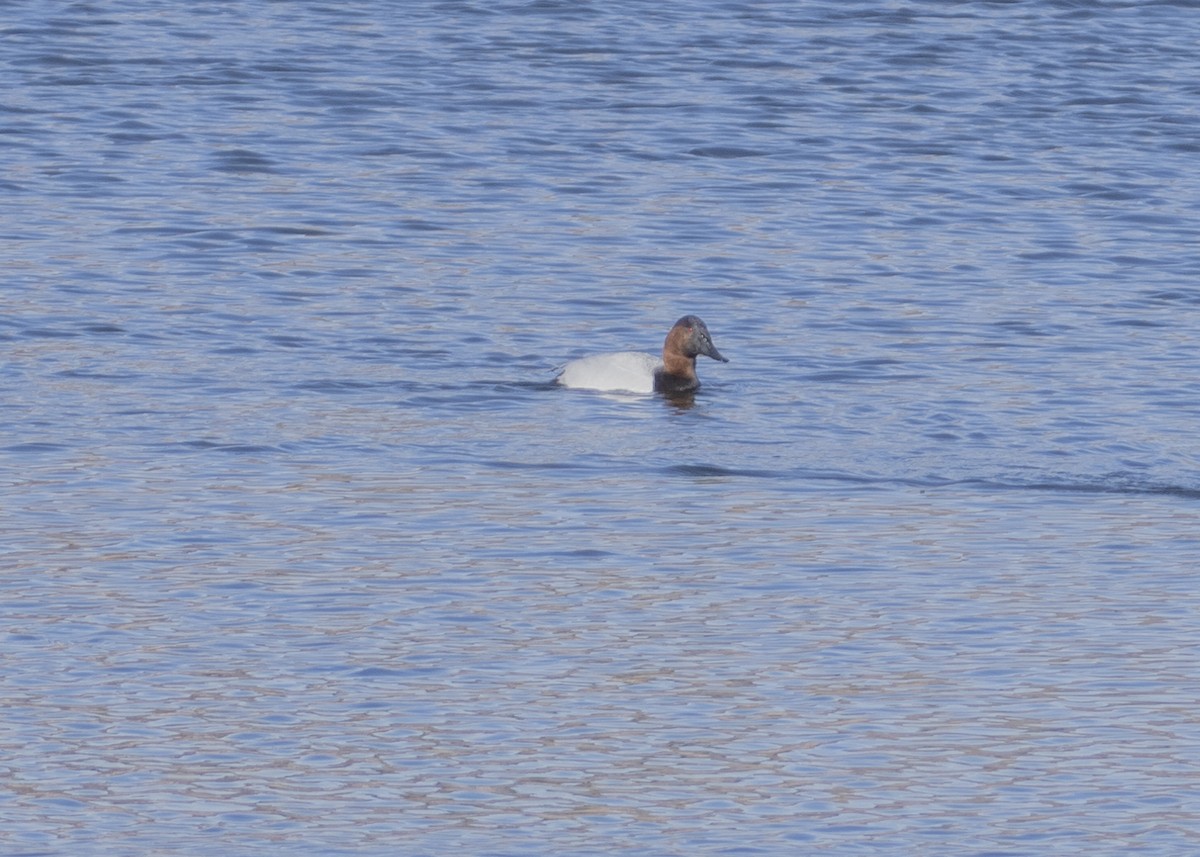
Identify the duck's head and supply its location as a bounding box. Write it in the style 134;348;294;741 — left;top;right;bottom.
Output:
667;315;728;363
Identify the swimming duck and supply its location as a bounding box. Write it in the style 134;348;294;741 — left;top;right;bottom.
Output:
557;315;728;394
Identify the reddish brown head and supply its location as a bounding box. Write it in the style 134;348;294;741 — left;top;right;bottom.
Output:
656;315;728;393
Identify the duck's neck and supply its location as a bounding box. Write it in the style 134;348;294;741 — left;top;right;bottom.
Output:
655;352;698;393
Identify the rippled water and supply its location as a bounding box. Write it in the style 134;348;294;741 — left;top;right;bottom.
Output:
4;1;1200;854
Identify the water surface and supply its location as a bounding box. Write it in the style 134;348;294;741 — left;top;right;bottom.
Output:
3;1;1200;854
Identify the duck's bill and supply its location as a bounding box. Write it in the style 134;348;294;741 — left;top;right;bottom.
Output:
705;344;729;363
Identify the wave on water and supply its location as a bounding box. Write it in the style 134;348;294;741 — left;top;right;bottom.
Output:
661;463;1200;500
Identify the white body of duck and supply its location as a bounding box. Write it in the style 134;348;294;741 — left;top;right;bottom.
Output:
557;315;728;395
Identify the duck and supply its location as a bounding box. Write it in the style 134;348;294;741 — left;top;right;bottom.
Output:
557;315;728;394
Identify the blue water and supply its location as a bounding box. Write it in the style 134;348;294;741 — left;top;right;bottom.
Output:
4;2;1200;854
